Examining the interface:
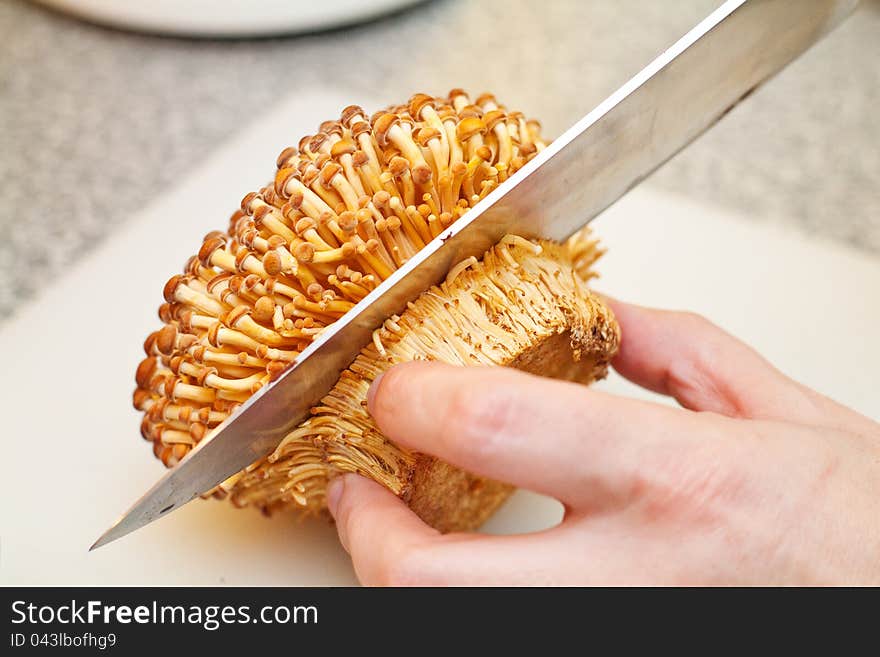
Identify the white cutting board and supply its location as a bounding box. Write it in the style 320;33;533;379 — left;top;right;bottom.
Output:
2;90;878;586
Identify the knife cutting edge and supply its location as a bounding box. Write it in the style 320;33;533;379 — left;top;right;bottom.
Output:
92;0;857;550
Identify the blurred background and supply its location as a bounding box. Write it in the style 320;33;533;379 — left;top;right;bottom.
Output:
0;0;878;323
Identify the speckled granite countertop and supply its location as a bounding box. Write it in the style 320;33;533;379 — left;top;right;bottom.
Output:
1;0;878;321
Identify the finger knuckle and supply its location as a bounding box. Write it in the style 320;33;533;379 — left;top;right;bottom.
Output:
442;380;516;461
682;314;736;369
665;314;743;414
630;434;745;523
678;310;715;333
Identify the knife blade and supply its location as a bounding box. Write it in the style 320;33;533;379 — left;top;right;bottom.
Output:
92;0;857;550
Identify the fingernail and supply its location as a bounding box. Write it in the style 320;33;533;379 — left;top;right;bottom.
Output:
326;475;345;518
366;372;384;414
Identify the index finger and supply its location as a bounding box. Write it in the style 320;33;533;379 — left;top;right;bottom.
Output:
368;362;709;508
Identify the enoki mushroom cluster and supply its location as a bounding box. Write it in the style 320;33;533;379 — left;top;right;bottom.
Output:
134;89;620;532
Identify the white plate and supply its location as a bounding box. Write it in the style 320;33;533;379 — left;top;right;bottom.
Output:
1;88;878;585
33;0;427;37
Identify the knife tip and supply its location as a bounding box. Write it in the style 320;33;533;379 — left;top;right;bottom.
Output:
89;523;124;552
89;533;109;552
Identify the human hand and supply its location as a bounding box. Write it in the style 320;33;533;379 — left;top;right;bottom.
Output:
326;299;880;585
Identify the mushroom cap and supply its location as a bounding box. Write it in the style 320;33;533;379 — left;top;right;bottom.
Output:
408;92;435;119
371;112;401;148
456;116;486;141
